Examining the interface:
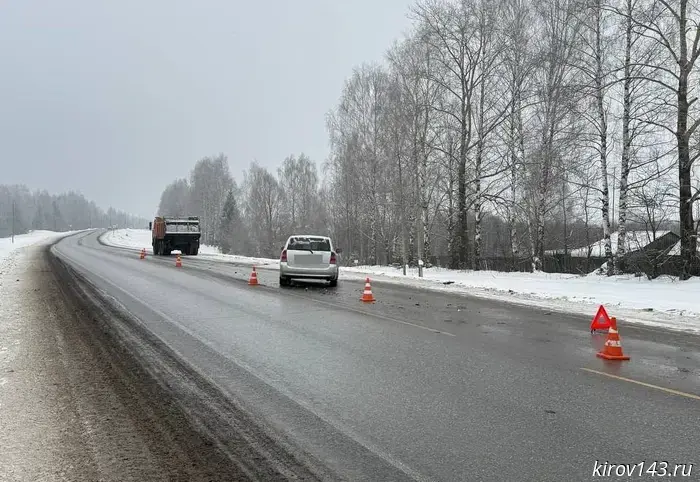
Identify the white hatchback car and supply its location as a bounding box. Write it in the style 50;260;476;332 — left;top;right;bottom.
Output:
279;235;340;287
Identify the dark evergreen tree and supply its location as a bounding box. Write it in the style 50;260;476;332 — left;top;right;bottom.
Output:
217;190;244;254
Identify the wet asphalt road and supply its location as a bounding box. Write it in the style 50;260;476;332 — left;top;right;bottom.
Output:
51;230;700;481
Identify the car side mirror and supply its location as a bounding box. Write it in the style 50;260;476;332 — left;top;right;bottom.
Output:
336;248;343;254
281;246;285;251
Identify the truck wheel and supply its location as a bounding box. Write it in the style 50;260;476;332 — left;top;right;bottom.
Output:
191;246;198;255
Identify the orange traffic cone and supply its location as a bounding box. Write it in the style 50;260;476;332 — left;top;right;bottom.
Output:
175;254;182;268
596;317;630;360
248;266;259;286
361;277;376;303
140;248;146;259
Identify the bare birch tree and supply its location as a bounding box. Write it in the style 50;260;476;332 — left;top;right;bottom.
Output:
470;0;511;269
575;0;616;273
327;63;392;264
157;178;191;217
189;154;233;245
387;30;444;269
604;0;675;272
501;0;536;262
278;153;320;234
611;0;700;278
244;162;283;257
411;0;483;268
526;0;584;271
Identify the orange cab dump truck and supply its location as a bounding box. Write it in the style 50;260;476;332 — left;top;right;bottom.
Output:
149;216;201;255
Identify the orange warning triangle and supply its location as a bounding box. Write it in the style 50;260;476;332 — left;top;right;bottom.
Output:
590;305;611;332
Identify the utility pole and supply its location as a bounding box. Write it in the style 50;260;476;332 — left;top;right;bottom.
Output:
11;200;15;244
611;167;616;231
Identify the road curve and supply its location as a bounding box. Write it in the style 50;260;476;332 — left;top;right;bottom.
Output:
51;230;700;481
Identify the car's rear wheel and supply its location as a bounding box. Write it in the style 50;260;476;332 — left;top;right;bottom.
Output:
328;277;338;288
279;276;290;287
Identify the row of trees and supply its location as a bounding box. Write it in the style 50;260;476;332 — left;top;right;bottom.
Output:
157;153;330;258
158;0;700;278
325;0;700;278
158;145;671;268
0;184;147;237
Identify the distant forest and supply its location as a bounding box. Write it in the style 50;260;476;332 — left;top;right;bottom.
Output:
0;184;148;238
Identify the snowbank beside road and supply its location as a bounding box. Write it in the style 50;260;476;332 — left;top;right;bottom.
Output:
341;264;700;333
99;228;220;255
99;229;700;332
100;229;281;266
0;230;78;267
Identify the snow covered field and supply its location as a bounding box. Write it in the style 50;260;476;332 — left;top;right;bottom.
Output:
100;229;700;333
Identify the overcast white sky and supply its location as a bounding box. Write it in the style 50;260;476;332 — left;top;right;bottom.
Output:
0;0;414;219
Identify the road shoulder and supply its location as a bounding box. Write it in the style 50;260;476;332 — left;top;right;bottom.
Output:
0;242;102;480
0;239;261;481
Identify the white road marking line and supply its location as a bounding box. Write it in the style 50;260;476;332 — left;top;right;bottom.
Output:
580;367;700;401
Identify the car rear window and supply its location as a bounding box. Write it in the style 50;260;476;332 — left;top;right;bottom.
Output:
288;237;331;251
